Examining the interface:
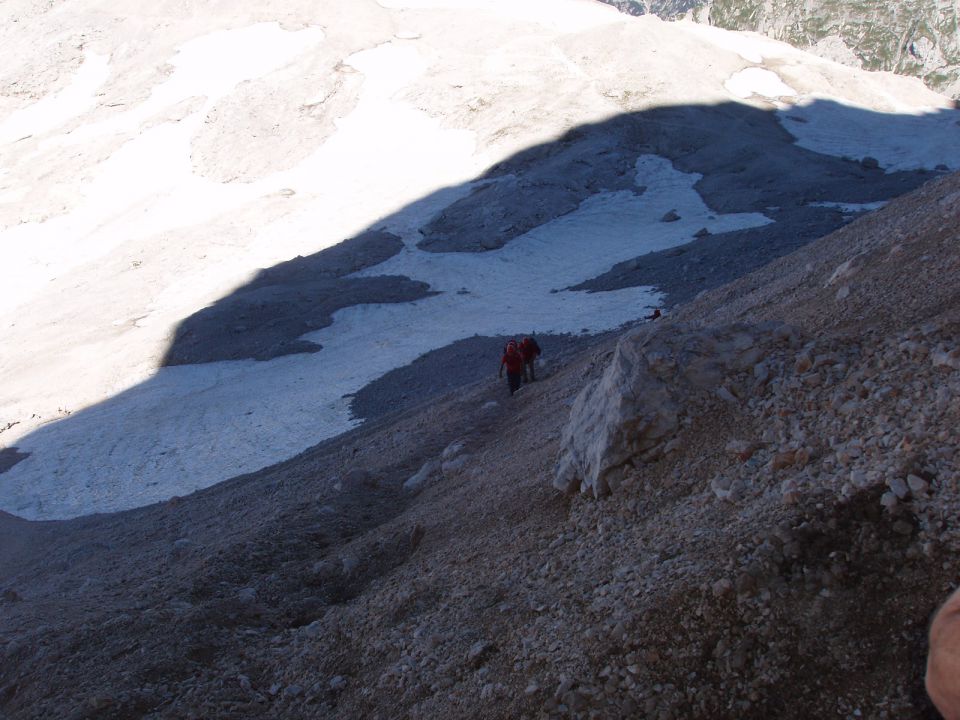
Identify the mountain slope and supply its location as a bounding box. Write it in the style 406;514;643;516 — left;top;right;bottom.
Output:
2;171;958;719
601;0;960;99
1;0;958;520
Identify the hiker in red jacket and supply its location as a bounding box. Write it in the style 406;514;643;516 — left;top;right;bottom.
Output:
520;336;542;382
499;340;524;396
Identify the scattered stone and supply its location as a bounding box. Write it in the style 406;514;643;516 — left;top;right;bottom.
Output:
468;640;495;667
780;478;799;504
907;474;930;494
329;676;347;692
1;589;21;603
726;439;760;462
887;476;910;500
237;587;257;604
661;210;680;222
170;538;198;559
712;578;733;597
694;227;710;238
403;459;440;493
311;560;338;580
710;475;743;502
302;620;324;639
771;450;796;471
341;554;360;575
442;439;467;461
441;453;471;479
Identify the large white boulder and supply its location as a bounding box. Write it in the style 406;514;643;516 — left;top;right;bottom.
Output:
554;321;799;497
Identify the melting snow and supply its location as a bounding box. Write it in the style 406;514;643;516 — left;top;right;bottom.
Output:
1;10;958;520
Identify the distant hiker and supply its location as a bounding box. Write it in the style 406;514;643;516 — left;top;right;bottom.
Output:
927;587;960;719
645;308;661;321
499;340;524;396
520;336;542;382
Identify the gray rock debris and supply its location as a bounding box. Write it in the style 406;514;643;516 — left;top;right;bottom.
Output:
554;320;800;497
403;459;439;493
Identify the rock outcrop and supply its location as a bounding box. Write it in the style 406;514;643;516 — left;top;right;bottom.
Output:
600;0;960;99
554;320;799;496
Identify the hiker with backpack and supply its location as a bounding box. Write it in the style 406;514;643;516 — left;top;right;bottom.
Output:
499;339;524;396
519;336;541;382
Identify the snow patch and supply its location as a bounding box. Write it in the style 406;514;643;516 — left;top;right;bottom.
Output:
779;96;960;172
0;156;769;520
725;68;797;99
0;51;110;144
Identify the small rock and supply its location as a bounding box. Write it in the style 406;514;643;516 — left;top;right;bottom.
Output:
712;578;733;597
283;684;303;698
441;439;467;461
238;675;252;692
237;587;257;604
329;675;347;692
441;454;471;479
170;538;197;559
907;474;930;494
661;210;680;222
341;554;360;575
468;640;495;666
403;460;439;493
861;156;880;169
849;470;869;489
880;492;898;511
1;589;22;603
694;227;710;238
887;476;910;500
837;399;859;415
715;386;738;404
771;450;796;471
302;620;324;639
726;439;759;462
344;467;377;489
311;560;338;580
780;478;799;505
86;696;114;711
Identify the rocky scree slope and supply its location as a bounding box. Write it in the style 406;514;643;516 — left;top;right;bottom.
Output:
2;173;960;719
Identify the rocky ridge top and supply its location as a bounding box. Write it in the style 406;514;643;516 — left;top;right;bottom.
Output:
600;0;960;99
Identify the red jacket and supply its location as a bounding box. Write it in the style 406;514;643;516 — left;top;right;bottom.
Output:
520;338;540;362
501;352;523;374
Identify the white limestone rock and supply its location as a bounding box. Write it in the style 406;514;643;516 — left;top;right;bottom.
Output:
554;321;799;497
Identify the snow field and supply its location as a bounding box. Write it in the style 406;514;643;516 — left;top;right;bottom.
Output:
2;7;959;519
